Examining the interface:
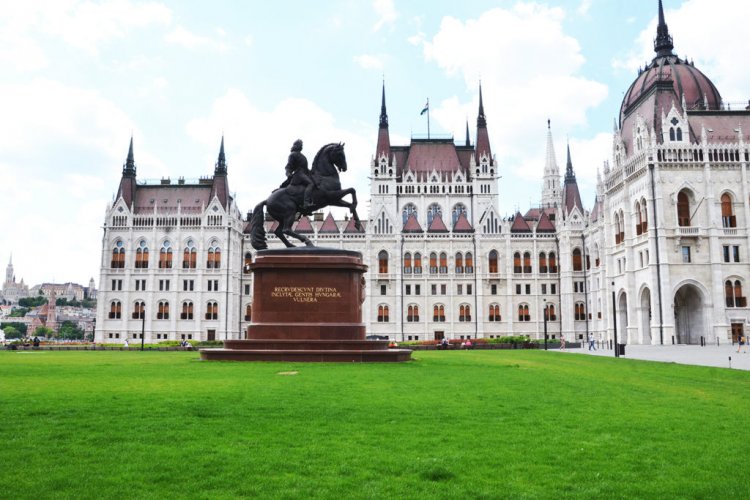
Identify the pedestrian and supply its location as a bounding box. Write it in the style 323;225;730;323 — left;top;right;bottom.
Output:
738;335;747;354
588;333;596;351
124;338;129;349
560;334;566;351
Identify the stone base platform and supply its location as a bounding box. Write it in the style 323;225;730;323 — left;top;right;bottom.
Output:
200;340;412;362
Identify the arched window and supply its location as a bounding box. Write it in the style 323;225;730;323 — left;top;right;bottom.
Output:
135;240;149;269
539;252;548;274
523;252;532;273
721;193;736;228
488;304;501;322
378;250;389;274
427;203;442;225
513;252;521;274
157;300;169;320
517;304;530;322
159;241;173;269
413;253;422;274
459;304;471;322
489;250;499;274
402;203;417;225
452;203;467;225
244;252;252;273
407;305;420;322
669;127;675;141
455;252;464;274
429;252;438;274
439;252;448;273
132;300;145;320
465;252;474;274
619;210;625;243
377;305;390;322
181;301;194;320
676;127;682;141
574;302;586;321
677;191;690;226
111;241;125;269
109;300;121;319
546;304;557;321
572;248;582;271
205;301;218;320
403;252;412;274
245;304;252;321
183;240;197;269
207;245;221;269
726;280;746;307
614;212;621;244
548;252;558;273
641;199;648;233
635;201;643;235
433;304;445;322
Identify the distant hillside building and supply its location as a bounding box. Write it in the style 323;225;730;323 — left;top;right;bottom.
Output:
2;255;29;304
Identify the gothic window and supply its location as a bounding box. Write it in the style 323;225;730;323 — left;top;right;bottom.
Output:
439;252;448;274
378;250;389;274
205;301;218;320
549;252;558;273
614;212;621;244
452;203;467;225
635;201;643;235
183;240;197;269
407;305;419;322
132;300;145;320
109;300;121;319
135;240;149;269
413;253;422;274
545;304;557;321
488;304;501;322
618;210;625;243
726;280;747;307
574;302;586;321
429;252;438;274
111;241;125;269
455;253;464;274
244;252;252;273
377;304;390;322
518;304;530;322
465;253;474;274
403;252;412;274
677;191;691;227
402;203;417;225
513;252;521;274
433;304;446;322
181;301;194;320
159;241;173;269
427;203;442;226
489;250;499;274
721;193;736;228
459;304;471;322
207;244;221;269
641;198;648;233
245;304;252;321
523;252;532;274
539;252;548;274
572;248;583;271
157;300;169;320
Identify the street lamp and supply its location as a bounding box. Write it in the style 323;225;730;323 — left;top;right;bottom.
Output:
543;298;548;351
612;281;619;358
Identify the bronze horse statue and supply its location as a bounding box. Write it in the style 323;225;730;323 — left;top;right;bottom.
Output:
250;142;362;249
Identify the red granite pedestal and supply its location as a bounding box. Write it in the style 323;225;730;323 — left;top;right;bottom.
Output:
200;248;411;362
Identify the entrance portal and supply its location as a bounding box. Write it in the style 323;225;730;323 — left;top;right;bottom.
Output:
640;288;652;344
731;323;744;344
434;331;445;341
674;284;704;344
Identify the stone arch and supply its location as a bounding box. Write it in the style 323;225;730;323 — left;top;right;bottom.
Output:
639;286;652;345
617;290;629;343
672;281;708;345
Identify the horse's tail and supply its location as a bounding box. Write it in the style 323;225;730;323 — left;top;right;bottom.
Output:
250;200;268;250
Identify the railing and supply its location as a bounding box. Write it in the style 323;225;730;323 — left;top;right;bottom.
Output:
677;227;699;236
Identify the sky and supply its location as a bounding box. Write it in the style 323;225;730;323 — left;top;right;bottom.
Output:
2;0;750;288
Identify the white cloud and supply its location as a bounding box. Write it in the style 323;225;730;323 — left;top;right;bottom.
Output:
612;0;750;101
164;25;230;52
354;54;385;70
577;0;593;16
372;0;398;32
185;90;374;221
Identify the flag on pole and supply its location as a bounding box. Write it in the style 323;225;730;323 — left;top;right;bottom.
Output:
420;100;429;115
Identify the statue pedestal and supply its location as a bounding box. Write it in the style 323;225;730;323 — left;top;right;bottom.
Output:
200;248;411;362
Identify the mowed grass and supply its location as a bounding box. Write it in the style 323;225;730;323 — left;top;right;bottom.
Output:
1;350;748;499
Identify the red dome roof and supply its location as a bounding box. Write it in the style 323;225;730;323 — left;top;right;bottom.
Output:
620;55;721;124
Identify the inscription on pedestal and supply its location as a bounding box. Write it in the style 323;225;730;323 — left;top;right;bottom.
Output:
270;286;343;303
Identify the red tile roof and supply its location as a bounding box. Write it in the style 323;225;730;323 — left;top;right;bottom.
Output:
452;212;474;233
405;141;463;175
294;216;314;233
318;213;340;233
427;214;449;233
402;214;423;233
343;217;365;233
510;212;532;233
536;211;556;232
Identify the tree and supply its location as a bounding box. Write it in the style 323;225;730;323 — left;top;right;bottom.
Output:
3;325;21;339
18;296;47;308
9;307;29;317
33;326;54;338
58;321;84;340
1;322;28;337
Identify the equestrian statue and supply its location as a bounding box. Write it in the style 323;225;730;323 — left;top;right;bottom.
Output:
250;140;362;250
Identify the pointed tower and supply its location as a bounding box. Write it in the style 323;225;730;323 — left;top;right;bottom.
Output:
5;254;13;284
541;120;561;209
654;0;674;57
465;120;471;147
375;81;391;161
561;143;583;216
211;136;230;208
116;137;137;208
475;83;492;162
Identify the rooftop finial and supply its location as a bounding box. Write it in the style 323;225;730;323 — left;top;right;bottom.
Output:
477;82;486;128
215;135;227;174
379;80;388;128
565;141;575;181
654;0;674;58
465;120;470;146
122;136;136;177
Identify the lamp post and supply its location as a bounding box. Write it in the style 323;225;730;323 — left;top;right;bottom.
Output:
91;318;96;345
140;306;145;351
612;281;619;358
543;298;548;351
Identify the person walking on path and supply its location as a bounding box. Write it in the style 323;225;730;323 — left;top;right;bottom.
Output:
588;333;596;351
560;334;566;351
738;335;747;354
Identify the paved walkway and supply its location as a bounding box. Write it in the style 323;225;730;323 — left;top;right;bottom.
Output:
563;342;750;371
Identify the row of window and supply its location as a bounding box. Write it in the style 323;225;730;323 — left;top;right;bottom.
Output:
375;303;592;323
109;300;220;320
401;203;468;226
111;279;219;292
111;240;221;269
384;251;575;275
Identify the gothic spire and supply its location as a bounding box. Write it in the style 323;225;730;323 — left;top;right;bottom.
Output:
465;120;470;147
379;81;388;128
565;141;575;182
475;83;492;161
541;120;561;209
654;0;674;58
215;135;227;175
477;82;487;128
562;142;583;215
376;81;391;159
123;136;136;177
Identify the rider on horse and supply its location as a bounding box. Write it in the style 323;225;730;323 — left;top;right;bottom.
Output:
279;139;316;213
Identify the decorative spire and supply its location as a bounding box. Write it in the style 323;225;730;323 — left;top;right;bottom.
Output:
541;120;561;209
122;136;136;177
654;0;674;58
475;82;492;161
477;82;487;128
565;141;575;181
465;120;470;146
215;135;227;175
379;81;388;128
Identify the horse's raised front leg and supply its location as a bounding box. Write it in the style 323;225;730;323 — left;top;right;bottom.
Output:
274;221;295;247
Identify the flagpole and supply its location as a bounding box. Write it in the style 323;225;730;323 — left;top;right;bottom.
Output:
427;98;430;139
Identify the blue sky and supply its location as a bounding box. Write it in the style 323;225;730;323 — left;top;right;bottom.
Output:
2;0;749;287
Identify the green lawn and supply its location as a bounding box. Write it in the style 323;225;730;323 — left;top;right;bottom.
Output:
1;350;748;499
